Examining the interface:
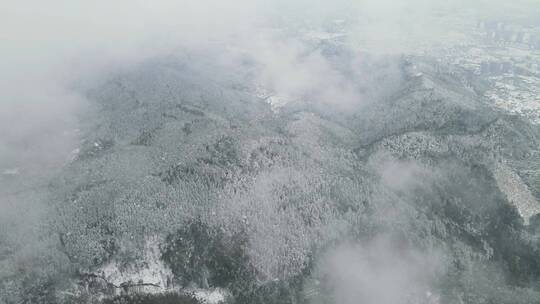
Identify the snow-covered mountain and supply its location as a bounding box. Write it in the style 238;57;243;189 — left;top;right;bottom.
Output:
2;7;540;304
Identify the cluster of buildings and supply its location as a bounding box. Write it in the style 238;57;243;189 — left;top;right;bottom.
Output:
478;20;540;50
436;19;540;124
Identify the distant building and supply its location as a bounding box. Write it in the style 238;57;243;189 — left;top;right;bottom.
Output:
516;32;525;43
502;62;513;74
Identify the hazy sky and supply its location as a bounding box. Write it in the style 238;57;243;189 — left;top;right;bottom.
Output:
1;0;538;177
1;0;539;202
1;0;538;228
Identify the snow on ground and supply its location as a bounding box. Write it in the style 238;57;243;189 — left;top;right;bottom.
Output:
254;85;292;112
494;162;540;225
187;288;229;304
94;237;231;302
98;237;174;294
1;168;19;176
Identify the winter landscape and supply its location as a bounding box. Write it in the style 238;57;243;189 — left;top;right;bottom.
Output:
1;1;540;303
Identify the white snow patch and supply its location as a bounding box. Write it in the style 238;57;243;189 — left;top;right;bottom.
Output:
97;236;174;294
2;168;19;176
303;30;346;42
188;288;229;304
254;85;292;112
494;163;540;225
68;148;80;162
